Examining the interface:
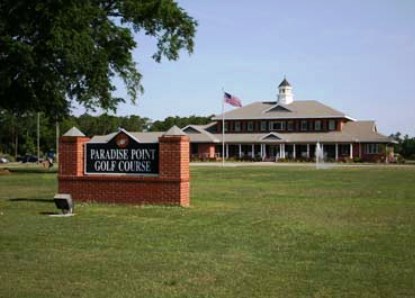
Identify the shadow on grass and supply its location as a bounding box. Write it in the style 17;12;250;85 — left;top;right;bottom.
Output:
9;198;61;215
7;168;58;174
39;211;60;215
9;198;54;204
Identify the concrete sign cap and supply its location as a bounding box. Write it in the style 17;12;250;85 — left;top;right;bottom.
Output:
63;127;86;137
163;125;186;136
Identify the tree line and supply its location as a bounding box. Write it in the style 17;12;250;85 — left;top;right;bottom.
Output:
0;111;212;159
2;109;414;161
389;132;415;160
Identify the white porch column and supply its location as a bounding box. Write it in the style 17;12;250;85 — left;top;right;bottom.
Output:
293;144;296;159
251;144;255;158
306;144;310;158
335;143;339;161
279;144;286;159
350;143;353;159
239;144;242;158
226;144;229;158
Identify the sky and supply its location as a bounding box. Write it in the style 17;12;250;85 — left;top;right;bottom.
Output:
77;0;415;136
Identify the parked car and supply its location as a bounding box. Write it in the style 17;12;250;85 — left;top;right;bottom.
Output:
19;155;39;163
0;157;9;163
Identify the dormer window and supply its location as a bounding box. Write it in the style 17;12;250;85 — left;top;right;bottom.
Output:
328;120;336;131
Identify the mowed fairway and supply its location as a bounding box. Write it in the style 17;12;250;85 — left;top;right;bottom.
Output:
0;165;414;297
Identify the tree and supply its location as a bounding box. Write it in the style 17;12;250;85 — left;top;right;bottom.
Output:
389;132;415;160
0;109;40;157
0;0;197;118
401;135;415;159
389;132;403;155
150;115;213;131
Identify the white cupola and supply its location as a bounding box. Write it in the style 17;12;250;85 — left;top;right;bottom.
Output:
277;77;294;104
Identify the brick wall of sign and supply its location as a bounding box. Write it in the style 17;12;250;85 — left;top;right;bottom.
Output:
58;133;190;207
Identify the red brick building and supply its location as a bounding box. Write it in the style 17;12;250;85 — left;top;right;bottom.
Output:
184;78;394;162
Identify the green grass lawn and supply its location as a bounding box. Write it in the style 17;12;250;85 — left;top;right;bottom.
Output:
0;165;414;297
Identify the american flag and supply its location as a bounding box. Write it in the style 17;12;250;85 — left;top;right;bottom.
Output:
224;92;242;108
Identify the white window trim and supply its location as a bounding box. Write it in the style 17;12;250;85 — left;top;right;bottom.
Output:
235;121;241;132
247;121;254;132
260;121;267;131
300;120;308;131
315;120;322;131
366;144;380;154
269;121;286;131
287;121;294;131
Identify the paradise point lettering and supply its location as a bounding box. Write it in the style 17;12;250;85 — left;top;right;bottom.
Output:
85;136;159;175
89;148;156;161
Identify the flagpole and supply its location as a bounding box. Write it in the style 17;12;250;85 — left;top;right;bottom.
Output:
222;88;225;167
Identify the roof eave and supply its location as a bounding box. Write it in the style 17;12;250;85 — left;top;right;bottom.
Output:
212;115;351;120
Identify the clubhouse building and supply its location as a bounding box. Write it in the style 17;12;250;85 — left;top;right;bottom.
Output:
182;78;394;162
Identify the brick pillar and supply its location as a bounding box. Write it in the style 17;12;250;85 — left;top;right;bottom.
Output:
58;127;90;177
159;127;190;206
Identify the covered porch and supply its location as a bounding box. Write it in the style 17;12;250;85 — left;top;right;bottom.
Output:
208;142;382;162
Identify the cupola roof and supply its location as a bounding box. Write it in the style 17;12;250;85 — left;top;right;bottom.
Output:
278;78;291;88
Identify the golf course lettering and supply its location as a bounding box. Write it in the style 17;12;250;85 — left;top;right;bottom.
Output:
86;145;158;174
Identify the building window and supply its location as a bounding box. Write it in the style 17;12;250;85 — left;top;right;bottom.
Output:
247;121;254;132
224;122;228;132
260;121;267;131
340;144;350;155
328;120;336;131
287;120;294;131
269;121;285;131
315;120;322;131
300;120;308;131
235;121;241;132
366;144;380;154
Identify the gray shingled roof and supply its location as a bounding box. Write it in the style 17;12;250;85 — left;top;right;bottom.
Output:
189;121;392;144
278;78;291;87
182;125;220;143
88;131;163;144
63;127;85;137
164;125;186;136
213;100;352;120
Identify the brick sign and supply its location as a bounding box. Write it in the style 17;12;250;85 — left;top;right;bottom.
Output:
85;131;159;175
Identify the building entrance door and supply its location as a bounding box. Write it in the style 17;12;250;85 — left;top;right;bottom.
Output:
267;145;280;159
